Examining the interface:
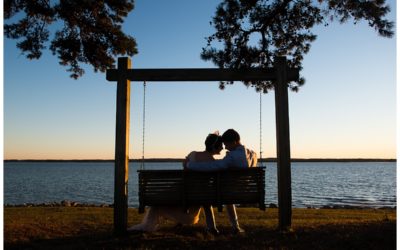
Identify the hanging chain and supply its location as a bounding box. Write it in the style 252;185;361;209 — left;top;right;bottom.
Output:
259;90;263;167
141;81;147;170
258;52;266;167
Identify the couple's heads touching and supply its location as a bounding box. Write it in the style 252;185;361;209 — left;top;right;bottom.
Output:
204;129;241;156
184;129;246;166
185;128;258;171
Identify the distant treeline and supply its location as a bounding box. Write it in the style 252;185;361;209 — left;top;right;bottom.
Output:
4;158;396;163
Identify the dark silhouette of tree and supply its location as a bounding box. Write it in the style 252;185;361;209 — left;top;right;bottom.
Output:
4;0;137;79
201;0;394;92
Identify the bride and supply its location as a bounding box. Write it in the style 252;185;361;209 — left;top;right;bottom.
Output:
128;132;223;232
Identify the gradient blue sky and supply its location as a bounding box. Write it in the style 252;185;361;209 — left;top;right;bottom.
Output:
3;0;397;160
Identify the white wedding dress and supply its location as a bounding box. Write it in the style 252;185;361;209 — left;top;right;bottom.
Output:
128;151;202;232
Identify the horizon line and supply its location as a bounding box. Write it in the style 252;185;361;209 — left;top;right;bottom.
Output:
4;158;396;163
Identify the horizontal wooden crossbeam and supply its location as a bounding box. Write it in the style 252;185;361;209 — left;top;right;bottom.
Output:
106;68;299;82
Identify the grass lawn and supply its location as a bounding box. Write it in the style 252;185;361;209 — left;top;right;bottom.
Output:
4;207;396;249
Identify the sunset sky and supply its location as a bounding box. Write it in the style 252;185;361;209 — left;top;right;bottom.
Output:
3;0;397;160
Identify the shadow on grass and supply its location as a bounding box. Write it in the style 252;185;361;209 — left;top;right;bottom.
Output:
5;221;395;250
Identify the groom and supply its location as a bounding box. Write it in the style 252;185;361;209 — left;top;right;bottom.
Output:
185;129;258;234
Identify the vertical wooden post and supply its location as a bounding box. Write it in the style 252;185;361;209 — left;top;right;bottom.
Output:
274;56;292;230
114;57;131;235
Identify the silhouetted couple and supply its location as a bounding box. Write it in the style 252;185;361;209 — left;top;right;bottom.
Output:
128;129;258;234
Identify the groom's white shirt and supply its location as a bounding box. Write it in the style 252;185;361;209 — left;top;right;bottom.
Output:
186;145;258;171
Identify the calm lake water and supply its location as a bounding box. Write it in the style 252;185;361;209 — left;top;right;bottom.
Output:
4;161;396;208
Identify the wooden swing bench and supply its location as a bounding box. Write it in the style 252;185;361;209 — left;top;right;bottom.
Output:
138;167;266;213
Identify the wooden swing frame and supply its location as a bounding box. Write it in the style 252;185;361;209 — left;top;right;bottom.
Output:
106;56;298;235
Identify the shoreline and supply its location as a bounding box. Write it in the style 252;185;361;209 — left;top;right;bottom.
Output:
4;201;396;210
4;158;397;163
